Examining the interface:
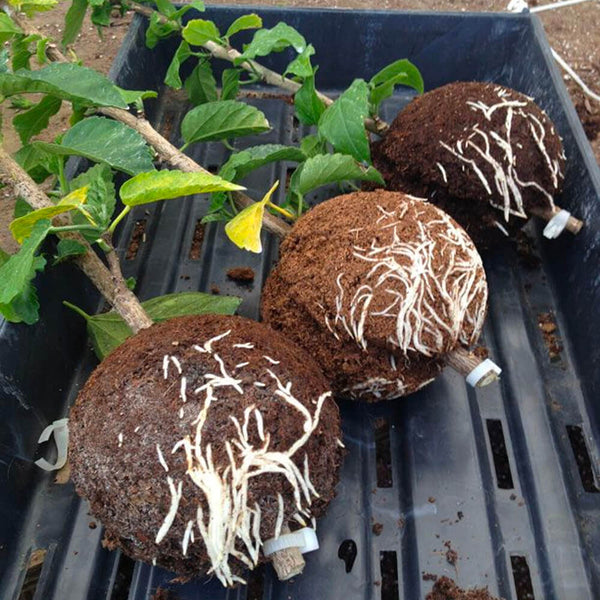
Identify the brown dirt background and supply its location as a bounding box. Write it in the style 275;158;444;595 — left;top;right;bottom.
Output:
1;0;598;251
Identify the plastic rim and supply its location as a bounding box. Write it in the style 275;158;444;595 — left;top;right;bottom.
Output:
543;209;571;239
466;359;502;387
263;528;319;556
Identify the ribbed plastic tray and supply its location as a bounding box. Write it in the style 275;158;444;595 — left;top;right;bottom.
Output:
2;6;600;600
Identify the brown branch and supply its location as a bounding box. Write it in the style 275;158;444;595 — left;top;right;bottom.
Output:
0;146;152;333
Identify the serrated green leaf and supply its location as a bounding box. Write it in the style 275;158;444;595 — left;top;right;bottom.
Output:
14;143;60;183
182;19;221;46
69;163;113;192
83;173;115;231
235;22;306;64
294;72;325;126
184;60;218;105
53;239;86;264
35;117;155;175
225;14;262;39
219;144;305;182
220;68;240;101
288;153;384;202
300;134;326;158
145;12;179;49
0;13;23;44
0;219;50;306
318;78;370;163
164;40;192;89
120;170;244;206
62;0;88;46
13;95;61;145
181;100;270;145
368;59;424;114
79;291;242;360
153;0;176;17
7;0;57;17
11;34;38;71
10;204;79;243
284;44;315;79
0;63;128;108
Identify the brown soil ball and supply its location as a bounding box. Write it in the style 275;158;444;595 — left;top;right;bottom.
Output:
69;314;342;585
262;191;487;401
371;81;566;248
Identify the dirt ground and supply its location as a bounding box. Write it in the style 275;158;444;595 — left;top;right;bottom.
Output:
0;0;599;251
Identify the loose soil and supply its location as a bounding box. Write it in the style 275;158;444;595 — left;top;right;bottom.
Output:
226;266;255;282
425;576;503;600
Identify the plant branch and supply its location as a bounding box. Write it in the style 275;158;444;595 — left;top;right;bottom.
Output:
0;146;152;333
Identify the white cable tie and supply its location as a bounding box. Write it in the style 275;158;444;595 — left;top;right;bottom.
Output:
507;0;529;12
543;209;571;239
34;418;69;471
466;359;502;387
263;527;319;557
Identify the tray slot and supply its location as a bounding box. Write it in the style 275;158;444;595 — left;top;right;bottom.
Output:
187;219;205;261
485;419;515;489
17;548;47;600
125;219;148;261
374;418;393;489
245;564;265;600
566;425;600;493
110;554;135;600
510;555;535;600
379;551;399;600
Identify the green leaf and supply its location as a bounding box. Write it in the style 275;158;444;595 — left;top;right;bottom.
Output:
0;48;10;73
153;0;176;17
0;63;128;108
68;163;113;192
235;22;306;64
219;144;305;182
7;0;57;17
145;12;179;49
201;211;229;224
0;13;23;44
225;14;262;39
10;204;79;243
83;173;116;231
119;170;244;206
11;34;38;71
54;239;86;264
284;44;315;79
182;19;221;46
117;87;158;108
0;219;50;306
62;0;88;46
181;100;270;145
368;59;424;114
220;68;240;101
300;134;327;158
14;144;60;183
36;37;50;65
288;153;384;202
78;292;242;360
14;197;33;219
184;60;218;105
35;117;155;175
10;95;35;110
318;78;370;163
294;72;326;126
13;95;61;145
169;1;205;21
164;40;192;89
90;1;112;28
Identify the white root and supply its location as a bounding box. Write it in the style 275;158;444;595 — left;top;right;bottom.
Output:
331;200;487;357
153;333;332;587
440;88;562;221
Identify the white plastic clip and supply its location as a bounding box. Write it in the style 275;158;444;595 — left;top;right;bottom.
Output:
466;359;502;387
543;209;571;239
507;0;529;12
35;418;69;471
263;527;319;557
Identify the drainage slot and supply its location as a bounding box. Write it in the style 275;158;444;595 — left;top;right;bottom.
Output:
510;555;535;600
566;425;600;493
188;219;205;260
374;418;393;488
111;553;136;600
125;219;147;260
338;539;357;573
18;548;46;600
379;551;399;600
486;419;514;489
246;564;265;600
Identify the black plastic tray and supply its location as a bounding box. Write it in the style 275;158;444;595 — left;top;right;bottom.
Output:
2;6;600;600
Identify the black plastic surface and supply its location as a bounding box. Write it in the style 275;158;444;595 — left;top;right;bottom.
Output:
2;6;600;600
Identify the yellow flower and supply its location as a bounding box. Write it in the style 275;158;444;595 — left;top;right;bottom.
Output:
225;181;281;253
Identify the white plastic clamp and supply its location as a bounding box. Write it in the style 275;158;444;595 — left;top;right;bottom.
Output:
466;359;502;387
543;209;571;239
263;528;319;557
35;418;69;471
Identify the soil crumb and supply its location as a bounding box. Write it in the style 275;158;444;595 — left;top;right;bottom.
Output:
126;220;146;260
423;572;438;582
538;312;563;361
210;285;220;295
372;522;383;536
444;540;459;566
426;576;502;600
188;221;204;260
227;266;255;283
